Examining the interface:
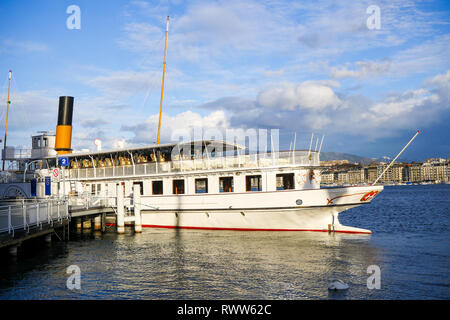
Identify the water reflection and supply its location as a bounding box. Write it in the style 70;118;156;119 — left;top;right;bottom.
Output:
0;228;383;300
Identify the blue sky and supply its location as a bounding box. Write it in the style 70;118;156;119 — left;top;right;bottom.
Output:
0;0;449;161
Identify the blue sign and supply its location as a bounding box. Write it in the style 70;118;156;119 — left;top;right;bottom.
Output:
59;156;69;167
30;179;37;197
45;176;51;196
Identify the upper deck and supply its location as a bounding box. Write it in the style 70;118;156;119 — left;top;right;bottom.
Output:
33;140;321;181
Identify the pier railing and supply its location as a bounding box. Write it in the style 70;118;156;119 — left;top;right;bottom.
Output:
0;199;69;236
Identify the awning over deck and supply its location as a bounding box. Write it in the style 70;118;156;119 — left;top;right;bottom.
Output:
32;139;245;161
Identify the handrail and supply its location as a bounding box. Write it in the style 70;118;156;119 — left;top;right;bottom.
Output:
0;199;69;235
67;151;320;180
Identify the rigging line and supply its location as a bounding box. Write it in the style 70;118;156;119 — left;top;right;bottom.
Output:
137;33;165;68
116;20;166;119
141;68;163;111
131;33;165;114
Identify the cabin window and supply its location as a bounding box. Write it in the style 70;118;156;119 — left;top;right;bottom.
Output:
276;173;295;190
133;181;144;195
91;184;95;195
173;179;185;194
195;178;208;193
152;181;163;195
246;175;262;192
97;184;101;194
219;177;234;193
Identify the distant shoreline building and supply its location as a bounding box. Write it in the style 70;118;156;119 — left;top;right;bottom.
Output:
320;158;449;185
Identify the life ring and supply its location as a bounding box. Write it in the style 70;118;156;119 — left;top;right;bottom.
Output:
361;191;379;202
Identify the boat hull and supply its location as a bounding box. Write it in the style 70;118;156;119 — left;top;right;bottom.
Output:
137;186;383;234
140;205;370;234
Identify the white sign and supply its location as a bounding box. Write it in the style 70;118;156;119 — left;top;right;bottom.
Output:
52;168;60;180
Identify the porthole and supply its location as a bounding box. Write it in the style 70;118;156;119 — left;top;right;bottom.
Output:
296;199;303;205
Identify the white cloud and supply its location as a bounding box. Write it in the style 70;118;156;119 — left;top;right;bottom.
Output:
264;69;284;78
122;110;230;145
2;39;49;53
390;34;450;77
6;0;449;154
5;69;449;153
257;81;341;110
425;70;450;89
86;70;162;97
117;22;164;53
121;0;298;65
194;69;450;139
370;89;435;115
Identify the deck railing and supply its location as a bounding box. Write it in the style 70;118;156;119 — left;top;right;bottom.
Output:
67;151;319;180
68;192;115;209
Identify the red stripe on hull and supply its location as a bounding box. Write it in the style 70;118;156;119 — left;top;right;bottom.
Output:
106;223;371;234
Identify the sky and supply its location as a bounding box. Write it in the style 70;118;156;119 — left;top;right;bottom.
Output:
0;0;449;161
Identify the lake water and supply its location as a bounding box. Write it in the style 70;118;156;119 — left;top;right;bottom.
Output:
0;184;449;300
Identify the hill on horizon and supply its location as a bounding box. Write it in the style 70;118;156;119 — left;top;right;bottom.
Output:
320;152;374;164
320;152;411;164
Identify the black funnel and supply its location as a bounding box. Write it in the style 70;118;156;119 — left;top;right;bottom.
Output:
57;96;74;126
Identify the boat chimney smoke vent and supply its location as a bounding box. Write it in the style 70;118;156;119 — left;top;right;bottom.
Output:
55;96;74;155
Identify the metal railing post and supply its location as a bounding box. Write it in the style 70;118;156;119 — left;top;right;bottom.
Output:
47;201;51;224
57;201;61;222
37;203;40;228
8;206;12;235
23;204;27;231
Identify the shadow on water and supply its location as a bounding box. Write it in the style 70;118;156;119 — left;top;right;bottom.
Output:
0;235;69;291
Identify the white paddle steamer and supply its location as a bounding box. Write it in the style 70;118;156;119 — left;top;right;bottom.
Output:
26;137;382;234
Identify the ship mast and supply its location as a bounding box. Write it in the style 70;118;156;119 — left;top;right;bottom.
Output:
157;16;170;145
2;70;12;171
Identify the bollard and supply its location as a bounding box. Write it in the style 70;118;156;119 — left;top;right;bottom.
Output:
117;184;125;234
133;184;142;233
